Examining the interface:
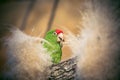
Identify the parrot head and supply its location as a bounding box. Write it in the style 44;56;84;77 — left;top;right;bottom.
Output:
55;29;64;45
43;29;64;63
44;29;64;47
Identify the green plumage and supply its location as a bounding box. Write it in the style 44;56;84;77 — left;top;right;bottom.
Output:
43;30;62;64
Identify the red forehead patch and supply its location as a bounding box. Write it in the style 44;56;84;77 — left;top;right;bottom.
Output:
55;29;63;35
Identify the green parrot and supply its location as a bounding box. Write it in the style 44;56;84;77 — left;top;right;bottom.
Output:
43;29;64;64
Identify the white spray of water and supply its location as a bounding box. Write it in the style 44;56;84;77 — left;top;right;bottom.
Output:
2;26;52;80
67;0;120;80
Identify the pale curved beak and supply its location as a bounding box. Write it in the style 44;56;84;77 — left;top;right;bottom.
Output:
57;33;64;42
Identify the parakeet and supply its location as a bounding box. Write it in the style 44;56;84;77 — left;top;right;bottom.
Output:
43;29;64;64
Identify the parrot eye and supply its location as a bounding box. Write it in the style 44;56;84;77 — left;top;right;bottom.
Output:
53;32;57;35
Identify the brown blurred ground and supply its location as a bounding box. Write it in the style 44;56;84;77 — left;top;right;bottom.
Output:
0;0;82;63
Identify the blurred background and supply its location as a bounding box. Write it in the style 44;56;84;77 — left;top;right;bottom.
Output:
0;0;82;61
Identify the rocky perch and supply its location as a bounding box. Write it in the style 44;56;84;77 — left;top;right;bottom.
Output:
48;57;77;80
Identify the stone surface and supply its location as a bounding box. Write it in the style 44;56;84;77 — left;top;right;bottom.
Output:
48;57;77;80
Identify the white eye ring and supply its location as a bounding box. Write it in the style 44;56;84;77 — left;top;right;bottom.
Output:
53;32;57;35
